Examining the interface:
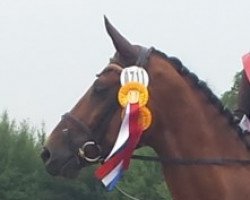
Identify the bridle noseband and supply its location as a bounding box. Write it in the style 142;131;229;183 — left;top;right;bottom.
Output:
62;113;102;163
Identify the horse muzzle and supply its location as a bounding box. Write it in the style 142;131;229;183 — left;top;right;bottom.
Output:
41;145;81;178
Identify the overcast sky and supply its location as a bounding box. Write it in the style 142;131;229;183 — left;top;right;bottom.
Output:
1;0;250;133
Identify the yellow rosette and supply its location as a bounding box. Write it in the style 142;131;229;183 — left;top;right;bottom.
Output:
118;82;148;107
121;106;152;131
138;107;152;131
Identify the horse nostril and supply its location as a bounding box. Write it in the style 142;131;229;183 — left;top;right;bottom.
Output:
41;147;51;163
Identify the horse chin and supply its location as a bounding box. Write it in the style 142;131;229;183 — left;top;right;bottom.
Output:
59;156;82;179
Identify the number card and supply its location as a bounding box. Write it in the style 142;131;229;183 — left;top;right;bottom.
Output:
120;66;149;87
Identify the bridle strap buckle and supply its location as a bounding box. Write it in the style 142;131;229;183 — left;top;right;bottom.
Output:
78;141;102;163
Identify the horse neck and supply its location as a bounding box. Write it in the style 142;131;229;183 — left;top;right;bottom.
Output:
146;54;250;200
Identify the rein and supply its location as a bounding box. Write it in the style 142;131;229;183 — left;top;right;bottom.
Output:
63;110;250;166
131;154;250;166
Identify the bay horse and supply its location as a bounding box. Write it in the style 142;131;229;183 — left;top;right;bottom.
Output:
41;17;250;200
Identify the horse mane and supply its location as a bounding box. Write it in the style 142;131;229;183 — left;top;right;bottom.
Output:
152;49;244;137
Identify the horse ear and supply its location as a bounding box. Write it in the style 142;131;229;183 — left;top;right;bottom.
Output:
104;16;138;65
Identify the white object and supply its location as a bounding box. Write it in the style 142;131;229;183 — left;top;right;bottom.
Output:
239;115;250;132
120;66;149;86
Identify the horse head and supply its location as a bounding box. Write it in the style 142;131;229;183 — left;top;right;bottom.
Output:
41;17;155;178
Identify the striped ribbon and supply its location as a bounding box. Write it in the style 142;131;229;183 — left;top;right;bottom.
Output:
95;103;142;191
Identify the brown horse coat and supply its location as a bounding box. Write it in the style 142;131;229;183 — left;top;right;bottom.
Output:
42;18;250;200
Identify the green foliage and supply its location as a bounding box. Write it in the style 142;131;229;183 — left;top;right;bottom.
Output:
221;71;241;110
104;148;171;200
0;112;171;200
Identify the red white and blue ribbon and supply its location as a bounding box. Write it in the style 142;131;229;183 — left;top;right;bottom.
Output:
104;105;131;161
95;66;150;191
95;103;142;191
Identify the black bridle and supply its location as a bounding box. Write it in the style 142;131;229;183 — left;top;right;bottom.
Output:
61;112;103;163
62;47;250;167
60;47;154;164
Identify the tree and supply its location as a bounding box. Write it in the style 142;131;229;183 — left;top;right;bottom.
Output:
102;147;171;200
0;112;172;199
221;71;241;110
